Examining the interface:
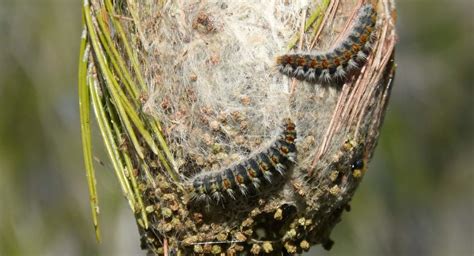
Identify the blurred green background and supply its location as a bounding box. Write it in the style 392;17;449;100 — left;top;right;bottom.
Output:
0;0;472;255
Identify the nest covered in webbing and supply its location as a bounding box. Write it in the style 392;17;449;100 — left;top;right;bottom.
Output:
81;0;397;254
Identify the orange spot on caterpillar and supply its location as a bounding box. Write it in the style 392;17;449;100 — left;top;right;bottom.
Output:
351;42;362;53
359;34;369;44
296;57;307;66
321;59;329;69
285;134;296;143
247;167;258;178
280;146;289;155
309;59;319;68
344;51;353;61
236;174;245;184
258;161;269;172
222;178;232;189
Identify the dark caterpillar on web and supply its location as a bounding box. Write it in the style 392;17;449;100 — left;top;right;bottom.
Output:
187;118;297;207
276;3;377;83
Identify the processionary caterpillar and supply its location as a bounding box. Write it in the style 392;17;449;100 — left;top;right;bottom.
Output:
187;118;297;207
276;4;377;83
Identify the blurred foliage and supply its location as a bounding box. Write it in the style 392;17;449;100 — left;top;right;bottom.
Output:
0;0;472;255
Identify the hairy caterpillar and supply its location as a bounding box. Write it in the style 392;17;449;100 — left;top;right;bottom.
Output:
187;118;297;207
276;4;377;83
